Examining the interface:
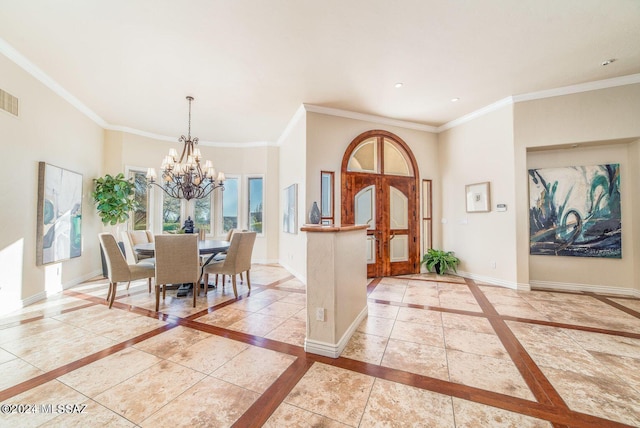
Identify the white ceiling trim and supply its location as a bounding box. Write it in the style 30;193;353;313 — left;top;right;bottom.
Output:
0;37;107;127
276;104;307;146
436;97;514;133
303;104;439;133
513;73;640;103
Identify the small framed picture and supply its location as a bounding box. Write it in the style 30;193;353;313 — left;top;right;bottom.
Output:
465;182;491;213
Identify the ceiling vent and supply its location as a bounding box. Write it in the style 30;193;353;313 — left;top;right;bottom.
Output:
0;89;19;117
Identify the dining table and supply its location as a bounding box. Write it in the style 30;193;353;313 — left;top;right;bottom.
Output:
134;239;230;297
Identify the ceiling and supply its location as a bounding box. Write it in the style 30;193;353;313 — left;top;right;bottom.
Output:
1;0;639;144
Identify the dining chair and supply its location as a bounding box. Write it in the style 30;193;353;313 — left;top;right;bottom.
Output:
154;234;200;311
98;233;155;309
121;230;154;264
203;231;256;298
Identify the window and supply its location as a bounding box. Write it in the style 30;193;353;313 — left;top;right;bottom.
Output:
128;169;149;230
320;171;334;224
194;197;211;234
222;177;239;232
162;195;181;232
248;177;263;233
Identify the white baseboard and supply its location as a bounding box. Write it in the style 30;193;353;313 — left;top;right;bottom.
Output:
530;280;640;297
457;270;529;291
278;261;307;284
304;305;368;358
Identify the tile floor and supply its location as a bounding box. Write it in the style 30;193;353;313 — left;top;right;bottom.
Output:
1;264;639;427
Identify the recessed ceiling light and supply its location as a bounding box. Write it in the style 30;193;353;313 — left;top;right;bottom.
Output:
601;58;616;66
451;97;460;102
394;82;403;88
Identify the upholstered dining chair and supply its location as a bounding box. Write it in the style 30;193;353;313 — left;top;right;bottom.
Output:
124;230;154;261
203;231;256;298
98;233;155;309
154;234;200;312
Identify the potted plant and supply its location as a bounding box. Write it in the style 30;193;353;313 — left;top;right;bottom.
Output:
92;173;137;276
421;248;460;275
92;173;137;226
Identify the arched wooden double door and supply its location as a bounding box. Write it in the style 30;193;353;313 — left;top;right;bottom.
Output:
341;130;420;278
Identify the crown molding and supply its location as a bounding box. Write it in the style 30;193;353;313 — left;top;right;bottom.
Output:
513;73;640;103
304;104;439;133
106;124;274;148
0;37;108;127
276;104;307;146
436;97;514;133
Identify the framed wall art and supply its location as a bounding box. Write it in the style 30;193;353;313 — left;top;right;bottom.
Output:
465;182;491;213
528;164;621;258
36;162;83;265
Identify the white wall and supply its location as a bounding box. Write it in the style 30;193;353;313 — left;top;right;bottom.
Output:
514;83;640;294
438;105;519;288
278;110;307;280
0;54;104;314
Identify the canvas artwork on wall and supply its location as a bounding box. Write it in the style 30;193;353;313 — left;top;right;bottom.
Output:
37;162;83;265
528;163;621;258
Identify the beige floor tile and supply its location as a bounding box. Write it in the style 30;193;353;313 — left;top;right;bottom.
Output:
258;301;305;318
168;334;249;374
0;357;44;390
441;312;495;334
381;339;449;380
444;328;509;359
390;320;445;348
194;306;250;327
367;302;399;319
610;297;640;313
40;400;135;427
356;315;396;338
2;324;115;371
133;326;209;359
285;362;374;426
280;292;307;306
360;378;455;427
0;317;68;345
265;402;351;427
447;349;535;400
368;284;407;302
139;377;259;427
542;366;640;426
591;351;640;392
226;312;287;336
93;360;206;424
0;380;88;428
563;328;640;359
265;318;306;347
58;347;162;397
212;345;296;393
227;296;278;312
395;306;442;326
341;331;389;364
0;347;16;364
452;397;552;427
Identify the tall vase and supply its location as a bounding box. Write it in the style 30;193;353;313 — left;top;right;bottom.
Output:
309;201;321;224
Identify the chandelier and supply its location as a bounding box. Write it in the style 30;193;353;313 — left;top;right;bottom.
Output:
146;96;224;201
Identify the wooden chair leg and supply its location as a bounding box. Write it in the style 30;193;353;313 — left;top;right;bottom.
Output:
155;284;160;312
109;282;117;308
246;270;251;290
106;282;112;303
204;273;209;296
162;283;166;300
193;282;197;308
126;281;131;290
240;272;243;283
231;275;238;298
148;278;152;293
222;275;226;287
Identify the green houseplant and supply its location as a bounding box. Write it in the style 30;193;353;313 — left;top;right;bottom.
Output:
421;248;460;275
92;173;137;226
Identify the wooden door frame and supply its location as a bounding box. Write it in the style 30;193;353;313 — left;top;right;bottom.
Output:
341;130;420;277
